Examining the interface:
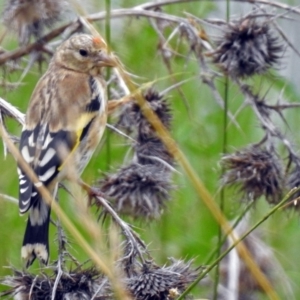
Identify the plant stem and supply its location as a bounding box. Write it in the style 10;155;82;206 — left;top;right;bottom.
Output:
177;187;298;300
213;1;230;298
105;0;111;170
206;200;254;265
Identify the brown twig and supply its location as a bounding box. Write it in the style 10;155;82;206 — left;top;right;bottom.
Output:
0;22;78;65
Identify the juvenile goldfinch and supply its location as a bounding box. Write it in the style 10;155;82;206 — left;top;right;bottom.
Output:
18;33;115;267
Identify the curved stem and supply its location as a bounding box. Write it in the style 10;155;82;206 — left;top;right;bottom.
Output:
178;187;298;300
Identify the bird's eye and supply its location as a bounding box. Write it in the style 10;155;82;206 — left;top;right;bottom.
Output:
79;49;88;57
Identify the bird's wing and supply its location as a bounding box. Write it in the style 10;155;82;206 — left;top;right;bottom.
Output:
18;123;77;213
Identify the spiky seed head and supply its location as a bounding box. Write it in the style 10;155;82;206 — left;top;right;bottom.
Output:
126;260;199;300
117;88;172;138
2;0;69;45
99;163;174;219
1;261;198;299
286;164;300;209
221;145;283;204
135;136;174;167
212;18;284;78
0;267;110;299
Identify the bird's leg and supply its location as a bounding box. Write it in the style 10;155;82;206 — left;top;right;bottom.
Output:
78;179;104;206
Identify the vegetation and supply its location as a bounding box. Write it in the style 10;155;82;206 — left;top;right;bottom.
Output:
0;0;300;299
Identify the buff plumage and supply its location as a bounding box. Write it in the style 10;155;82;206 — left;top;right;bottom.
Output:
18;34;115;267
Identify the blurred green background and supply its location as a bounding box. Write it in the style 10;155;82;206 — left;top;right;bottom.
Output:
0;1;300;299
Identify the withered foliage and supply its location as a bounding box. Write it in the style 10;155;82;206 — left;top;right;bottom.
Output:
0;1;299;300
212;18;283;78
221;145;284;204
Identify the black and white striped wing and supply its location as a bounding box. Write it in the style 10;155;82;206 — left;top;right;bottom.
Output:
18;123;76;213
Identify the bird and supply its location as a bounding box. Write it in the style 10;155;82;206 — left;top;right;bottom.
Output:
17;33;116;267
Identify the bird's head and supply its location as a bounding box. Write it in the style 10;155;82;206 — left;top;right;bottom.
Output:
54;34;116;74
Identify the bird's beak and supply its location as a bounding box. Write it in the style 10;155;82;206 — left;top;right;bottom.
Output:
96;51;116;67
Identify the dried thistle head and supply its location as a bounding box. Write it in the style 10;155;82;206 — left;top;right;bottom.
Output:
0;267;111;299
1;259;198;300
135;136;174;168
2;0;69;45
212;17;283;78
221;145;283;203
117;88;172;137
126;259;199;300
286;163;300;209
99;163;173;219
116;101;138;134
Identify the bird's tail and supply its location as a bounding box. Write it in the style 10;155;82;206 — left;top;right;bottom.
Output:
21;198;51;268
